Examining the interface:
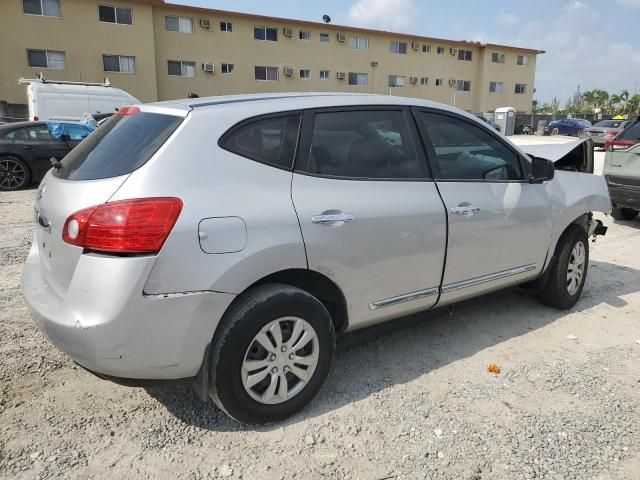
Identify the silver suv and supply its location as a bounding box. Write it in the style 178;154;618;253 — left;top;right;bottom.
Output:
22;94;611;423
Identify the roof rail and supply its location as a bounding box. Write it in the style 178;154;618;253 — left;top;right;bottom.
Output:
18;72;111;87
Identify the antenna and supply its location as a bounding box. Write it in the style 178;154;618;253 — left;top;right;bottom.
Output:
322;14;331;23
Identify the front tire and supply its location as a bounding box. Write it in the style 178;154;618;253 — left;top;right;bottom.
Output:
0;157;31;191
611;207;639;221
208;284;336;424
539;225;589;310
551;128;560;136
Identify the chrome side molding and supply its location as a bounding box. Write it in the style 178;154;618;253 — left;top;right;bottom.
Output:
369;263;537;310
369;287;439;310
441;264;537;293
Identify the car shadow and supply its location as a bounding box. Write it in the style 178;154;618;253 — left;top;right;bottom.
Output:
611;218;640;230
144;258;640;432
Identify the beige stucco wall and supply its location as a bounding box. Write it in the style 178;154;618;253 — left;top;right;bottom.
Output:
0;0;538;113
0;0;158;106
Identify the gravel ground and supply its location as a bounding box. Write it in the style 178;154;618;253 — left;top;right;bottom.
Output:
1;145;640;480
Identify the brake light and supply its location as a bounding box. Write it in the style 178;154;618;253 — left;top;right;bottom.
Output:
604;130;620;138
33;116;39;121
62;198;183;254
605;139;637;152
117;106;141;116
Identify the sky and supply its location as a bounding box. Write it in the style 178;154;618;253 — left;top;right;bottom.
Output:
172;0;640;104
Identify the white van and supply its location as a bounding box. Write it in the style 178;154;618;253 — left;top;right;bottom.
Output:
19;77;139;121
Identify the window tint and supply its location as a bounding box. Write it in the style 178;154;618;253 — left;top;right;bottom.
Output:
617;120;640;141
54;113;183;181
220;115;300;169
16;126;56;141
420;112;524;181
306;110;423;179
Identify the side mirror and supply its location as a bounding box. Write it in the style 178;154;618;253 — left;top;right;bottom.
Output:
530;156;555;183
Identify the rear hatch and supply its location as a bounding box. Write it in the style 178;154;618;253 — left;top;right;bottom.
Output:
33;106;187;297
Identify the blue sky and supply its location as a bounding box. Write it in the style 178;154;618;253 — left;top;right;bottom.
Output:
172;0;640;104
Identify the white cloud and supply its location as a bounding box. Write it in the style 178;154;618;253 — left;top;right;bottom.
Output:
348;0;418;31
497;11;519;27
618;0;640;7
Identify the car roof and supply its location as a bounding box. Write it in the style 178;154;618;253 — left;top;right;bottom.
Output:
141;92;475;121
0;121;46;132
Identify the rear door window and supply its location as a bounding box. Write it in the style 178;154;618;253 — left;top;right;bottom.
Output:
54;111;183;180
220;114;301;169
303;109;424;179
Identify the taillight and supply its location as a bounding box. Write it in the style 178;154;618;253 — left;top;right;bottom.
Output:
62;198;183;254
604;130;620;138
33;116;39;121
605;139;637;152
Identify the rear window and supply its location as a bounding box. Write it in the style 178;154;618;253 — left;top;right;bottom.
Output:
54;112;183;181
594;120;621;128
617;120;640;141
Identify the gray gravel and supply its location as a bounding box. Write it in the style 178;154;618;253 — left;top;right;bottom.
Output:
1;167;640;479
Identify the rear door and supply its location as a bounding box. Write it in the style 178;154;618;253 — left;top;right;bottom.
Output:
607;120;640;180
11;124;70;180
414;109;552;305
291;107;447;329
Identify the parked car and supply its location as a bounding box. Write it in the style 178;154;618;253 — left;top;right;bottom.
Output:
582;119;630;148
548;118;592;136
475;114;501;132
603;117;640;220
22;94;610;424
0;121;95;191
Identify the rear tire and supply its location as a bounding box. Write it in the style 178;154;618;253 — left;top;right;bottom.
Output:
208;283;336;424
539;225;589;310
611;207;639;221
0;157;31;191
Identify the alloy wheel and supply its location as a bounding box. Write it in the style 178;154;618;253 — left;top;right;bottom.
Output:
241;317;319;405
0;159;27;190
566;240;586;296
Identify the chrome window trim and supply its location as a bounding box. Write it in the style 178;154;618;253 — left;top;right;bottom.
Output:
441;264;537;293
369;287;439;310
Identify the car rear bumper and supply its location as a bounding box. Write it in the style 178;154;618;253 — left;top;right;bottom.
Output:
22;238;236;380
607;176;640;210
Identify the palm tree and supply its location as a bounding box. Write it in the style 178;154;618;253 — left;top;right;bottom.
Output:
627;94;640;117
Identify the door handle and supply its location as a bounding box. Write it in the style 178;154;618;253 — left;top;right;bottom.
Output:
311;212;355;225
451;204;480;217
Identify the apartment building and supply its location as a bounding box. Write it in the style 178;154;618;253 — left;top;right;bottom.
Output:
0;0;543;119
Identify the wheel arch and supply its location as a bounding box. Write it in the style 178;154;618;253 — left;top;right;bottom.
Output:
246;268;349;335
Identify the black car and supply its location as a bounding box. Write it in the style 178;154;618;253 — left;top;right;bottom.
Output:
0;121;93;191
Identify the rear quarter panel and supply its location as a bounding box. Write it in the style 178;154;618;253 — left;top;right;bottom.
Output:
109;108;307;295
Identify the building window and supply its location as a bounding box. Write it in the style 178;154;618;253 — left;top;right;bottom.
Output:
348;72;368;86
491;52;505;64
103;55;135;73
22;0;60;17
458;49;473;61
255;66;278;81
98;5;132;25
390;41;408;54
388;75;406;88
435;78;443;86
349;36;368;50
517;55;530;65
221;63;234;74
299;30;310;40
456;80;471;92
489;81;504;93
420;77;429;86
299;69;310;79
254;26;278;41
436;47;445;55
319;32;330;43
27;49;65;69
515;83;527;94
220;21;233;32
165;16;193;33
422;44;431;54
167;60;195;77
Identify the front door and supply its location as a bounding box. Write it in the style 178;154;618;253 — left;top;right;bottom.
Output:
292;107;447;329
415;110;552;305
